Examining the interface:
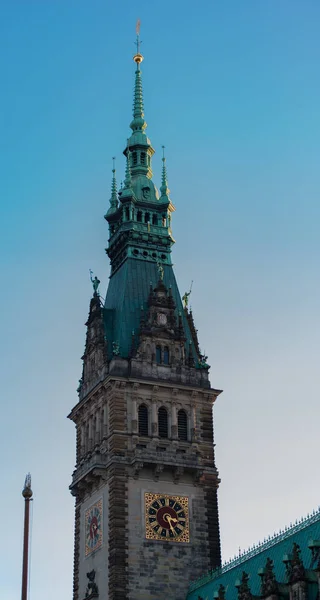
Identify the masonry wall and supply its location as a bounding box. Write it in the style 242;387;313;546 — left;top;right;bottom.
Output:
127;472;210;600
78;484;109;600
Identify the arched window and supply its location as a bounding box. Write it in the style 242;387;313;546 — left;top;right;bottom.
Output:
138;404;149;437
156;346;162;364
144;212;150;224
152;214;158;226
132;151;138;166
125;207;129;221
141;152;146;165
163;346;169;365
137;211;142;222
158;407;168;438
178;410;188;441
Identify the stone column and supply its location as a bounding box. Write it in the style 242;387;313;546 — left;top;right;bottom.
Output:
132;398;138;434
88;415;93;450
103;403;108;438
191;405;197;442
171;404;178;440
95;411;100;446
80;423;85;458
151;400;158;437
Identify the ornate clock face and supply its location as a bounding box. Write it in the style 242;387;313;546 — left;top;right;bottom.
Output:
85;499;103;556
145;493;189;543
157;312;167;326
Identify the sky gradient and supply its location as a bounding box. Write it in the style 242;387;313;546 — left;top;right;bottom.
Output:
1;2;320;599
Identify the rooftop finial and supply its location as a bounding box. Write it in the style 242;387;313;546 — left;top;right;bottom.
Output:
110;157;118;205
160;145;170;199
105;157;118;217
130;21;146;133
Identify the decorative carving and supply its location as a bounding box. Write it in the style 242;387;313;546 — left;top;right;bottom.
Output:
309;542;320;570
260;558;278;596
193;469;204;486
133;462;144;479
112;341;120;356
236;572;252;600
218;584;226;600
286;543;305;583
173;466;184;483
154;464;164;481
85;569;99;598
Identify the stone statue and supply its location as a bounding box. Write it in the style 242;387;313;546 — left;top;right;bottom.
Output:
182;280;193;308
236;572;252;600
156;260;164;281
261;558;278;596
85;569;98;597
90;270;100;295
112;341;120;356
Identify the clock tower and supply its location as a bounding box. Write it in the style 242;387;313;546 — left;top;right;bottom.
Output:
69;34;222;600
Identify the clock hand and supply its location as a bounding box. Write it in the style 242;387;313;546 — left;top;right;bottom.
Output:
166;514;178;534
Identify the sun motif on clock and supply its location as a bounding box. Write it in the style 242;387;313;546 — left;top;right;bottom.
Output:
145;493;189;543
85;499;103;556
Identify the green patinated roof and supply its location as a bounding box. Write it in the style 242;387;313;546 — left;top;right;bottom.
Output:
187;510;320;600
104;258;199;363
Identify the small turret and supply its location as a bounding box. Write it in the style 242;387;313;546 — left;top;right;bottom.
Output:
105;158;118;217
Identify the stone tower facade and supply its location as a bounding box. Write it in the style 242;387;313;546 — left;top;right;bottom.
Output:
69;38;222;600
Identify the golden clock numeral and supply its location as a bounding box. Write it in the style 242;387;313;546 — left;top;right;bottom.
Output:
165;497;169;506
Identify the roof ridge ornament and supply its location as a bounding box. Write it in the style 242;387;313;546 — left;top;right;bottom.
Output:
160;145;170;200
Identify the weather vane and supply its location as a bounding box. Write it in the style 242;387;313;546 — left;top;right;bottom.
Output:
134;19;143;64
135;19;141;54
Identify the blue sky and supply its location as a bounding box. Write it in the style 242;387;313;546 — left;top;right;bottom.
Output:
1;1;320;598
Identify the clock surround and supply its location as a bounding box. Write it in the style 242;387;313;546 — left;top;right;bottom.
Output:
145;492;190;543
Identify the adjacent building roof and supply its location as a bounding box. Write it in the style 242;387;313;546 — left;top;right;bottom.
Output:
187;508;320;600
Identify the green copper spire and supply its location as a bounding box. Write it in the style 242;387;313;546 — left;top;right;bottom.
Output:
126;23;155;183
106;157;118;216
130;22;146;133
160;146;170;201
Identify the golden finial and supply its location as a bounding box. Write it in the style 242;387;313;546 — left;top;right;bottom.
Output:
133;19;143;64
